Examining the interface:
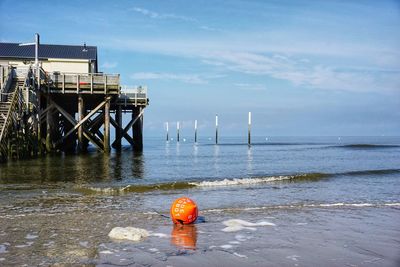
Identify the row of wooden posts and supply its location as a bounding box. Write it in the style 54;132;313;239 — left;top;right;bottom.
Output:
166;112;252;145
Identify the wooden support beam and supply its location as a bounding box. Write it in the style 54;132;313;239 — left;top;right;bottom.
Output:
45;96;106;152
40;103;54;121
89;116;104;141
87;113;104;131
61;112;76;153
78;94;86;151
46;97;54;152
37;91;43;154
111;108;144;147
104;98;110;153
132;107;143;151
110;117;134;146
65;97;110;139
114;105;122;150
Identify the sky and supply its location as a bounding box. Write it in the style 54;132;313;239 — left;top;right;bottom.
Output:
1;0;399;137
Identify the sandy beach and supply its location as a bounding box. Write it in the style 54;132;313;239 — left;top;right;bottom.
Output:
1;199;399;266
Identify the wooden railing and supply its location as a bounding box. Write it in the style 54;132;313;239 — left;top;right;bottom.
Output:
117;86;148;107
45;72;120;94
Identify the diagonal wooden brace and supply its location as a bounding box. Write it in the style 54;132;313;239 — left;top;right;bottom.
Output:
63;97;110;139
110;117;134;146
87;115;104;140
40;104;54;121
46;96;109;151
111;108;144;146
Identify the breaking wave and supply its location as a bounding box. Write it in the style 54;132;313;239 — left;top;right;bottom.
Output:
76;173;330;194
74;168;399;195
203;202;400;213
189;173;327;187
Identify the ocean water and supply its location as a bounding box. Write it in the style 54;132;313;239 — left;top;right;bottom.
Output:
0;136;399;266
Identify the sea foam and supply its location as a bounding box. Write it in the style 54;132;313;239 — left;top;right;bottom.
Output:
222;219;275;232
190;176;292;187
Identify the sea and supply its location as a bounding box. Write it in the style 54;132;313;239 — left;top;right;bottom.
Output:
0;136;399;266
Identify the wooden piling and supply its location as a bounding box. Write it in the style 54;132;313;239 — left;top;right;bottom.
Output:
132;107;143;151
248;112;251;146
45;97;53;152
177;121;180;142
215;114;218;144
166;122;169;141
62;108;76;152
77;94;86;151
115;105;122;150
37;91;42;154
194;120;198;143
104;98;110;153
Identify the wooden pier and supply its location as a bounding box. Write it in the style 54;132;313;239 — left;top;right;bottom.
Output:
0;65;148;162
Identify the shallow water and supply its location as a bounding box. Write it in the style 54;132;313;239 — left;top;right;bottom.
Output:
0;136;399;266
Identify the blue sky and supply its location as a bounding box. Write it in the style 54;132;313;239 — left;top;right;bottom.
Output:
1;0;399;137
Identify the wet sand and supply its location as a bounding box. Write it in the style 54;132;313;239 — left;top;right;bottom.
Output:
1;205;399;266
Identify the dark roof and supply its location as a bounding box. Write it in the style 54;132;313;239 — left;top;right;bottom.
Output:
0;43;97;61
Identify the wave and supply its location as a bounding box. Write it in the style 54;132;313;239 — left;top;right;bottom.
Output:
75;182;196;195
343;169;400;176
186;168;399;188
189;173;328;187
203;202;400;213
76;173;329;194
202;142;326;147
335;144;400;149
4;168;398;194
75;167;399;194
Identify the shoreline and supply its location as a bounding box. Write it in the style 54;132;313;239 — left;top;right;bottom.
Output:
1;205;399;266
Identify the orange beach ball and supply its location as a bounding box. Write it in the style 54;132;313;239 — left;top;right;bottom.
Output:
170;197;198;224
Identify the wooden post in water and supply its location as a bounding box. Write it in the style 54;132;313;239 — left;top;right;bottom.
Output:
248;111;251;146
45;97;54;152
104;98;110;153
177;121;180;142
215;114;218;144
166;122;169;141
132;107;143;151
77;94;85;151
194;120;198;143
37;91;42;154
115;105;122;150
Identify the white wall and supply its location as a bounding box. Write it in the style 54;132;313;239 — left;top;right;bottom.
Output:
42;60;89;73
7;58;90;74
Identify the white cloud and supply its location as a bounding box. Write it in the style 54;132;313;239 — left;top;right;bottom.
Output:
96;35;400;94
202;51;400;93
199;25;220;32
132;7;196;22
101;61;118;69
131;72;207;84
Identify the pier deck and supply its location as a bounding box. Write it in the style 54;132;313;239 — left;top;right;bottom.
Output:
0;65;149;162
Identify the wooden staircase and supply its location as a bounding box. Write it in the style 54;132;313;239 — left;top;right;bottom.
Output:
0;68;32;161
0;78;23;129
